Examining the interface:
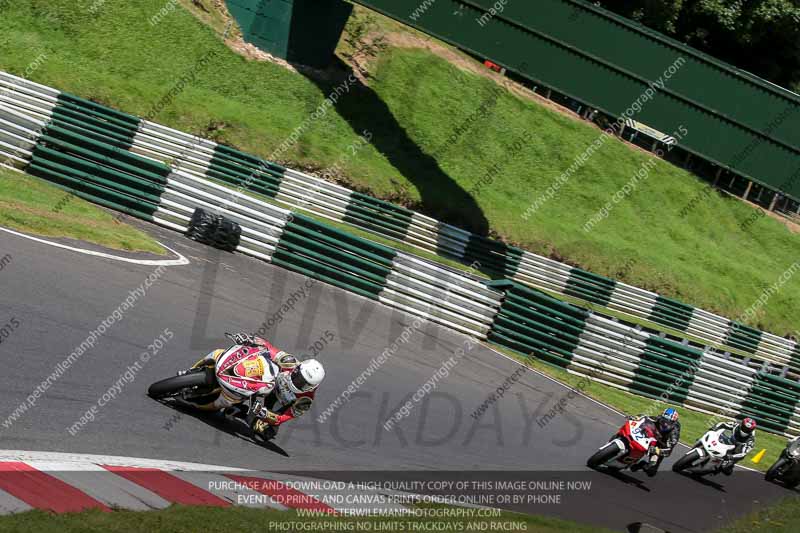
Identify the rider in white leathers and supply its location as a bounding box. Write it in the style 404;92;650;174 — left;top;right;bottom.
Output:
191;333;324;438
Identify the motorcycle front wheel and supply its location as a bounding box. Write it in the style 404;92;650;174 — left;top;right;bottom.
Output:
765;457;789;482
587;444;620;469
672;449;702;473
148;368;214;399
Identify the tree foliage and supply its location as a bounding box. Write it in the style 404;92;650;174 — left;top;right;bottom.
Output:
598;0;800;92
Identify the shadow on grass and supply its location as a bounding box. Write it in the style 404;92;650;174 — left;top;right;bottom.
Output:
303;57;491;237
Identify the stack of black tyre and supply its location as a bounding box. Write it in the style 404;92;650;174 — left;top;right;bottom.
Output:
186;208;242;252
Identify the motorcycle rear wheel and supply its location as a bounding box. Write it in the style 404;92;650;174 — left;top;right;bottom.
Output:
672;449;702;473
587;445;619;469
148;369;213;399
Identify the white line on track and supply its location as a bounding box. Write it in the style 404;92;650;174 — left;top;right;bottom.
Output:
0;226;190;266
480;341;626;416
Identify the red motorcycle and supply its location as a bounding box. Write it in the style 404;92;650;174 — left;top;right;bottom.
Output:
587;417;659;471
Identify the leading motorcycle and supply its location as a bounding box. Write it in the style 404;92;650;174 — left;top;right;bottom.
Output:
587;417;659;471
765;436;800;488
671;427;734;476
147;333;295;440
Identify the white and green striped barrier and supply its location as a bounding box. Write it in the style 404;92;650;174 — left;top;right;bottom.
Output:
100;74;800;370
0;70;502;338
487;280;800;437
4;71;800;437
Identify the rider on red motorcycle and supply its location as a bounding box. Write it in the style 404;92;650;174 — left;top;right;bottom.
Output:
190;332;325;439
629;408;681;476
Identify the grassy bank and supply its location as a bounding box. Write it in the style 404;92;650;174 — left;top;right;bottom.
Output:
0;505;610;533
0;1;798;335
493;344;790;472
0;169;163;254
725;496;800;532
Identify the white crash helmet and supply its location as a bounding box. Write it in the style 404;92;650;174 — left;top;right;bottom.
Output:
289;359;325;393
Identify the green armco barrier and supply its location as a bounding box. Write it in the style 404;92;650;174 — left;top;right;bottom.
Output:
502;292;588;330
204;146;288;200
485;279;800;435
501;296;586;334
341;203;413;241
291;213;398;262
725;322;763;354
52;102;139;136
350;191;415;220
277;239;387;285
630;337;702;403
278;233;391;281
203;164;282;199
564;268;616;307
740;373;800;433
792;345;800;373
489;280;592;321
492;312;581;354
343;192;414;239
41;126;170;179
26;161;159;219
272;212;396;302
54;94;141;150
648;296;693;332
30;155;161;208
270;256;380;301
271;247;384;297
487;327;575;368
38;133;169;186
32;146;164;200
462;235;522;276
57;93;142;125
486;280;590;366
50;117;134;152
490;321;577;361
212;144;285;173
50;110;139;147
283;221;395;268
627;372;691;402
208;152;285;181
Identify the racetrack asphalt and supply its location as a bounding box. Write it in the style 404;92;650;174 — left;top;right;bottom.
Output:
0;220;793;532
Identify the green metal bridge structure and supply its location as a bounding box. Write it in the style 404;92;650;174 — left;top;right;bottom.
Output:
224;0;800;208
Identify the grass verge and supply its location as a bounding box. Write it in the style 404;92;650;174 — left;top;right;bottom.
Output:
1;1;798;336
490;344;790;473
0;505;611;533
725;496;800;532
0;169;163;254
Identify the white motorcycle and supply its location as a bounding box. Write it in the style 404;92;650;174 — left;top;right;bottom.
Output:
671;428;735;476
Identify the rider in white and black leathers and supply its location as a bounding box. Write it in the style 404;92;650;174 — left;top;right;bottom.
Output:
191;332;324;439
714;418;757;475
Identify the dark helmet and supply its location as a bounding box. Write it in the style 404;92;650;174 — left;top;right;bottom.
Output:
734;417;756;441
656;407;679;434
